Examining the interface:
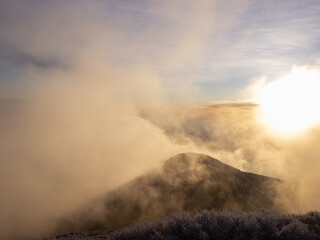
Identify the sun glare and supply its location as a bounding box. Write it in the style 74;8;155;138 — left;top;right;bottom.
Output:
257;66;320;134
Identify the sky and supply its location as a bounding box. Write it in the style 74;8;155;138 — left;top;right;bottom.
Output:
2;1;320;239
1;0;320;102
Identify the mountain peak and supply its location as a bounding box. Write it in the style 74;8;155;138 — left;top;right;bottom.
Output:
162;152;239;179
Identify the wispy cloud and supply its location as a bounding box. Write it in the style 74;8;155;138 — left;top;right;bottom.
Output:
2;0;320;101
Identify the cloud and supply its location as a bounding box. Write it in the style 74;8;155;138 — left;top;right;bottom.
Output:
1;1;320;239
0;2;207;235
0;0;253;102
0;59;199;239
141;93;320;213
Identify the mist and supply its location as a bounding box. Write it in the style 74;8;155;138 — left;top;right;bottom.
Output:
0;2;192;236
141;104;320;213
1;1;320;239
0;61;196;239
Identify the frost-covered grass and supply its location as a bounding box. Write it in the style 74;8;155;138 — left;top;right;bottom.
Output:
108;209;320;240
50;209;320;240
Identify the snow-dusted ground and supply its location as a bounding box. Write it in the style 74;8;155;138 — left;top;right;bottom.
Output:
42;209;320;240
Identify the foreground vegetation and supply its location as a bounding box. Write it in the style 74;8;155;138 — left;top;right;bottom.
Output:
50;209;320;240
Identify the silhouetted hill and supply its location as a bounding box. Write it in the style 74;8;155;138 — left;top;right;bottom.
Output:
57;153;287;234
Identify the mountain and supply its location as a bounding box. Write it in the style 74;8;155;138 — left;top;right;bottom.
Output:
57;152;288;234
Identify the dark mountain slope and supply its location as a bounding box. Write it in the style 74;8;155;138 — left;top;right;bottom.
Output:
57;153;287;234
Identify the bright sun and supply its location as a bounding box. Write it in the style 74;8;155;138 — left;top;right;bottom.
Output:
257;66;320;134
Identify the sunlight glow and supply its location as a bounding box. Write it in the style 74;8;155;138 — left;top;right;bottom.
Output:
258;66;320;134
